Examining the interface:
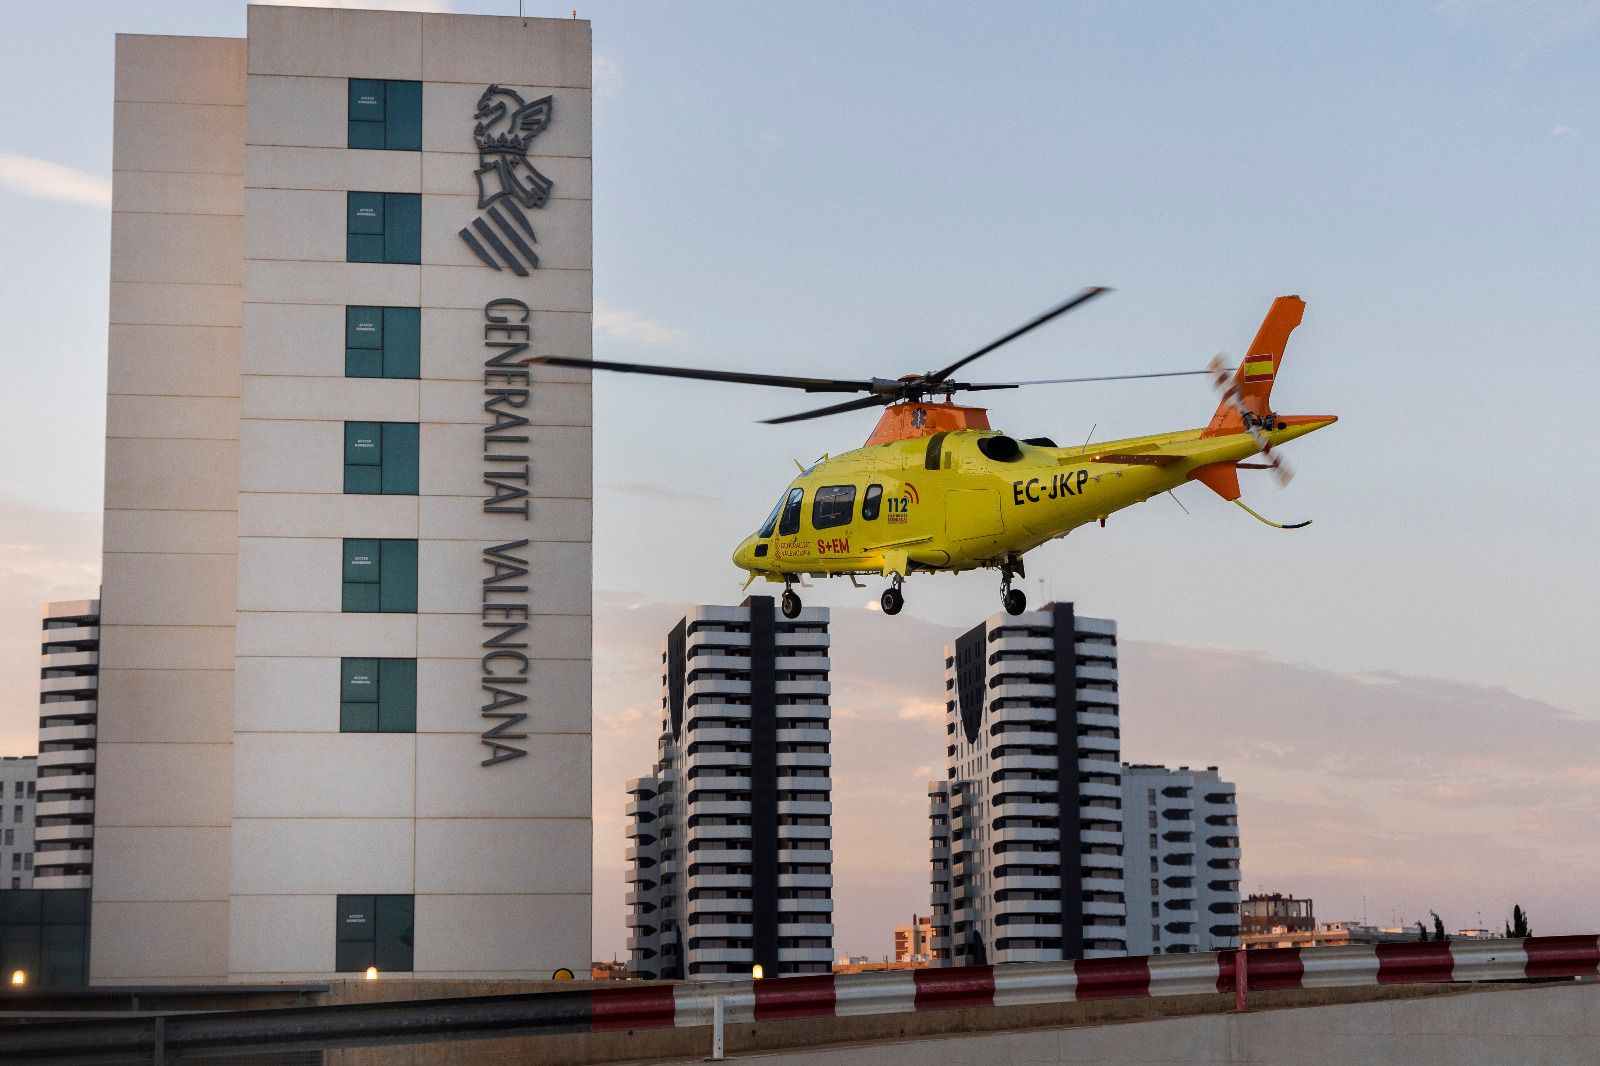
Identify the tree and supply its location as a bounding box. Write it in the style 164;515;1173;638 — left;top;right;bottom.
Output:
1505;904;1532;938
1416;920;1428;942
1431;911;1449;942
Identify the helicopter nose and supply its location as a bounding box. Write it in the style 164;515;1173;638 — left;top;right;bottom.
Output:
733;536;762;571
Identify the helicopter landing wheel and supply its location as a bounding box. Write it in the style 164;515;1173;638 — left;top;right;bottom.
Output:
781;588;802;619
880;586;904;616
1003;587;1027;616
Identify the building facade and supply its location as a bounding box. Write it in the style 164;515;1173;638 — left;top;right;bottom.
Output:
95;6;592;982
34;600;100;891
0;758;37;890
892;913;936;962
1240;893;1314;938
625;599;833;979
1120;765;1241;955
931;603;1127;966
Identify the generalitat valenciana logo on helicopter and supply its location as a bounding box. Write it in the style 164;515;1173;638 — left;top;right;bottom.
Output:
457;85;554;276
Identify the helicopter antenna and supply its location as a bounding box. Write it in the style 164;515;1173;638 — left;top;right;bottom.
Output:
1078;423;1098;455
1166;490;1189;515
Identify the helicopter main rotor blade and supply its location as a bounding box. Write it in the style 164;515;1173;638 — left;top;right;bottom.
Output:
760;394;892;425
528;355;876;394
926;286;1111;384
965;368;1220;389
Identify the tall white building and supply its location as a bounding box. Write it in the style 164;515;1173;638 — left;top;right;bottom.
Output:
931;603;1127;965
0;758;37;890
625;598;833;979
1121;765;1241;955
34;599;100;890
94;6;592;982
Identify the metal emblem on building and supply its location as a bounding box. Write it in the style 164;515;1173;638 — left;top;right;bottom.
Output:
458;85;554;276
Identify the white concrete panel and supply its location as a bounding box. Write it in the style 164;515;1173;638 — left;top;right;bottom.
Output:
108;324;241;398
93;827;231;901
420;308;591;379
242;302;345;378
106;437;238;510
104;508;238;554
229;894;335;976
422;152;590;201
238;419;342;494
235;612;417;659
98;669;235;744
98;625;236;672
243;188;347;263
247;145;421;193
415;734;588;819
421;15;590;89
248;5;422;79
236;537;342;613
112;212;244;285
417;655;589;734
415;817;589;894
242;375;418;423
234;733;415;818
418;494;588;543
116;34;245;106
113;171;245;216
90;901;229;982
417;539;589;616
231;818;414;894
110;282;242;328
236;657;341;733
418;613;588;662
112;101;244;175
102;552;237;626
239;492;418;540
95;742;232;827
245;74;345;149
419;193;591;272
420;379;589;427
419;265;589;314
106;395;241;440
414;893;590;975
418;423;591;498
246;260;419;308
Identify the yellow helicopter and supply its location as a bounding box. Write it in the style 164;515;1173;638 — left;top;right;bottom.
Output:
535;288;1335;618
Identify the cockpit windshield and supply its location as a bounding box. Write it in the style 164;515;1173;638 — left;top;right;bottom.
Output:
758;492;787;538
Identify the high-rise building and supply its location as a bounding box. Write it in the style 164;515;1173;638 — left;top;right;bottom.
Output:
931;603;1127;965
93;7;592;983
0;758;37;890
625;598;833;979
1120;765;1241;955
892;913;936;962
34;600;99;891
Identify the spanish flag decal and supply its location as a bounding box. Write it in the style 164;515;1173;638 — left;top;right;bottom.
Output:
1242;356;1275;382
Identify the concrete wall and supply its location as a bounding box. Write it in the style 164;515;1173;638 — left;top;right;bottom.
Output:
94;31;246;983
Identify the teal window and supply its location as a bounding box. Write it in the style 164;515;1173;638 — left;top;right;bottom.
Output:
342;539;417;613
340;658;417;733
346;306;420;379
348;79;422;151
344;422;419;495
336;894;414;973
347;192;421;264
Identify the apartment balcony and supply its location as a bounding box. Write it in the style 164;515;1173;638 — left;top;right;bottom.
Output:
690;800;754;818
35;774;95;794
686;897;752;917
624;842;659;864
778;922;834;938
775;653;830;671
1077;709;1119;730
35;798;92;818
1076;752;1120;774
690;773;751;792
685;727;752;747
624;797;656;819
36;748;95;770
690;848;752;865
36;724;95;748
995;729;1057;749
989;635;1052;655
777;873;832;890
992;826;1057;847
38;698;96;721
778;848;832;864
1076;688;1119;707
1082;876;1123;894
33;823;92;843
1079;779;1121;801
992;872;1058;891
685;823;750;849
687;654;752;673
41;624;98;645
40;675;97;696
930;888;950;906
1079;828;1121;847
777;897;833;913
41;650;98;672
993;897;1059;917
687;679;751;698
684;749;751;775
1079;852;1125;873
688;947;755;966
1076;733;1119;755
988;682;1056;702
1082;899;1126;918
777;800;830;817
777;727;831;745
992;753;1057;774
775;752;829;769
776;679;830;698
34;848;93;868
31;873;91;890
987;706;1056;728
1077;663;1118;684
777;774;830;791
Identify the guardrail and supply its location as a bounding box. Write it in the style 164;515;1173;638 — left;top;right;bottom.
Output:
2;936;1595;1062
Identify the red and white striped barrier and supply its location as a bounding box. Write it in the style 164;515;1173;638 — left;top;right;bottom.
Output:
588;936;1600;1034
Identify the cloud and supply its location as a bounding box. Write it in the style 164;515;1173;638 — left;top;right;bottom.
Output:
255;0;453;11
593;54;624;103
594;301;685;347
0;154;112;209
1553;126;1576;135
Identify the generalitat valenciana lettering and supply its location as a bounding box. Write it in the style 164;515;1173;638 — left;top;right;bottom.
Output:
481;538;531;766
483;299;533;517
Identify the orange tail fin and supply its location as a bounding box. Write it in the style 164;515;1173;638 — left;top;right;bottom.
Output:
1202;295;1305;437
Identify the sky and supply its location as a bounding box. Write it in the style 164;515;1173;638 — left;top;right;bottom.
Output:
1;0;1598;962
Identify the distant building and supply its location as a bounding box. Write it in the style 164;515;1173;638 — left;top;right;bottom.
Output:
1240;893;1315;937
833;957;929;974
1244;919;1419;950
893;914;936;962
0;757;36;890
34;599;98;891
1120;765;1240;955
625;598;834;979
930;603;1127;966
590;961;629;981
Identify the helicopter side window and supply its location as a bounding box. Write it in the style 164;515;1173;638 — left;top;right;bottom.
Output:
861;484;883;521
812;485;856;529
777;487;805;537
758;492;788;538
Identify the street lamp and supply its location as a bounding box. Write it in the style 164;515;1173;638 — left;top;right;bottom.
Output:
751;964;764;980
365;966;378;981
9;970;25;987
